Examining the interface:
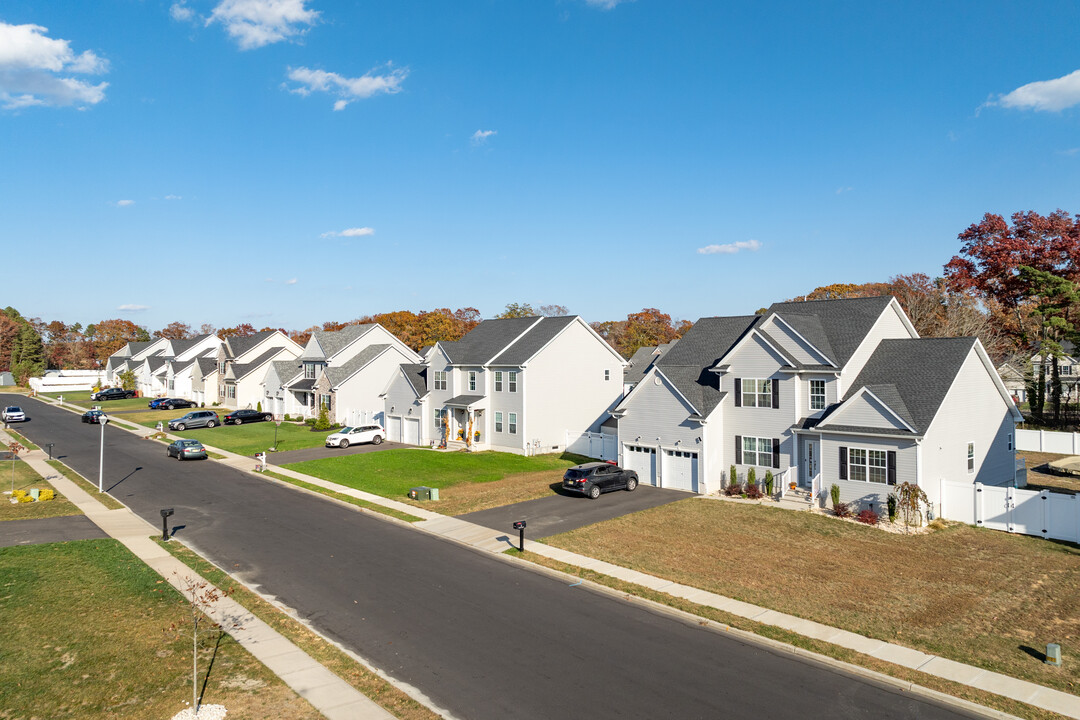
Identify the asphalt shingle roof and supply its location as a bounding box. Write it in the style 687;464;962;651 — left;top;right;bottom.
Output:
231;347;283;381
444;394;485;406
655;315;758;417
439;316;541;365
311;324;376;359
623;341;677;384
488;316;577;365
400;363;428;397
837;337;976;435
125;341;154;357
270;359;303;386
196;358;217;379
765;295;895;367
324;344;391;387
226;330;279;359
147;357;168;373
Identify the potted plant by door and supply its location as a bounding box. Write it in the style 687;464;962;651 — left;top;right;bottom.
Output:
789;480;797;491
474;431;481;442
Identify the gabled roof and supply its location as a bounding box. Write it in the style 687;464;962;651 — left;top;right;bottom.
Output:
763;296;897;367
624;343;676;384
225;330;279;359
400;363;428;398
231;347;287;381
172;358;197;374
324;344;391;387
830;337;977;435
310;324;376;359
438;316;541;365
487;316;578;365
270;359;303;386
148;357;169;374
125;340;155;358
196;357;217;380
171;334;218;358
651;315;758;417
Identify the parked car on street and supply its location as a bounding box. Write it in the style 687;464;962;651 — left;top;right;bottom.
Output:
562;462;639;499
167;438;208;461
224;408;272;425
91;388;135;401
2;406;25;423
325;425;385;448
81;409;106;424
167;411;219;431
160;398;197;410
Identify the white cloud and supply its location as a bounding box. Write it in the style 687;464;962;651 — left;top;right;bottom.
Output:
208;0;319;50
585;0;632;8
697;239;762;255
170;2;196;22
471;129;497;145
990;69;1080;112
165;194;182;200
0;22;109;110
835;186;854;195
321;227;375;238
115;199;135;207
285;64;407;109
117;304;149;311
285;278;297;285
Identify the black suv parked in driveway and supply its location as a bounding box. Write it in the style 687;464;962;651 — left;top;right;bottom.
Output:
90;388;135;401
563;462;639;499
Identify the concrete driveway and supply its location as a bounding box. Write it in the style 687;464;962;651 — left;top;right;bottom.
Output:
269;440;411;465
456;484;691;538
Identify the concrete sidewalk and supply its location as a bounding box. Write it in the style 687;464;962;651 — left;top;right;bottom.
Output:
25;395;1080;719
0;426;394;720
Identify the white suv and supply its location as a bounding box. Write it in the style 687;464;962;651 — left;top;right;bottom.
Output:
325;425;385;449
2;406;25;423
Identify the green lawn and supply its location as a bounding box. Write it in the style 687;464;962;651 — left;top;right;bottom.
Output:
0;461;81;521
44;390;151;412
284;449;588;500
0;540;321;720
162;421;331;456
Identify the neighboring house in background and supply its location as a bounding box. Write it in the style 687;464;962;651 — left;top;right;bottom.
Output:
107;334;222;398
612;296;1021;507
263;324;420;422
216;331;303;410
996;361;1027;405
383;315;626;452
106;338;171;387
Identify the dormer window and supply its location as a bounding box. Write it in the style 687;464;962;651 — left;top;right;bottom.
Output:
304;362;318;380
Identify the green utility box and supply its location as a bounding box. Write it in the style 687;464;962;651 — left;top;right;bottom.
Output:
430;487;439;501
409;486;432;501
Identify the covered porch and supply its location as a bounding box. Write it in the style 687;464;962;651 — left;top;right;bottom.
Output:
442;394;487;450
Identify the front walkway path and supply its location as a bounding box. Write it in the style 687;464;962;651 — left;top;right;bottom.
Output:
24;395;1080;719
0;426;394;720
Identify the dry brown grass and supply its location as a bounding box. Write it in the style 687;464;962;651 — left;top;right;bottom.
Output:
0;462;81;521
421;469;563;515
1020;450;1080;494
545;499;1080;697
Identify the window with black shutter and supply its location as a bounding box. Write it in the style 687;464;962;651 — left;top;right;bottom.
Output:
772;438;780;468
772;378;780;409
734;378;741;407
887;450;897;485
735;435;742;463
839;446;848;480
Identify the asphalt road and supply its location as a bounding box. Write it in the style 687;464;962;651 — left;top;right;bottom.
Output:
457;485;689;538
0;515;107;547
7;393;987;720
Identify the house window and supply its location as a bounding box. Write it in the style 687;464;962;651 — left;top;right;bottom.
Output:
320;394;331;410
433;371;447;391
495;411;503;433
508;372;518;393
219;384;225;397
809;379;825;411
304;362;317;380
605;369;610;381
742;437;773;467
848;448;887;483
508;412;517;434
494;372;503;391
434;408;444;429
227;385;236;399
967;442;975;473
742;379;772;408
1007;433;1013;452
168;379;175;391
469;371;477;392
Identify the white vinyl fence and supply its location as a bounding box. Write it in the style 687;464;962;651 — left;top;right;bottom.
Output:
1016;428;1080;454
940;480;1080;543
565;431;618;461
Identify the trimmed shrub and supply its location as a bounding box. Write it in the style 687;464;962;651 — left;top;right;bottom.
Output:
724;479;743;497
764;470;774;496
886;493;898;522
256;401;262;413
747;467;756;491
830;483;841;509
313;407;333;431
729;465;737;489
833;501;852;518
856;508;879;525
304;417;317;426
744;483;764;499
39;488;55;502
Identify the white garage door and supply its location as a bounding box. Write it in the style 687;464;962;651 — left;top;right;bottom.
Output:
387;416;402;443
623;445;657;486
404;417;419;445
662;450;698;493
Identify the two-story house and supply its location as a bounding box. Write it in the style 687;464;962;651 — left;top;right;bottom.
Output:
262;323;420;424
214;331;303;410
613;296;1021;510
382;315;626;452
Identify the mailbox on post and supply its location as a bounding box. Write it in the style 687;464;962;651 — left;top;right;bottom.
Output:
160;508;174;541
513;520;526;552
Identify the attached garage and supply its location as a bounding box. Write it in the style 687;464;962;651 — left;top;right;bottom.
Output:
662;449;699;493
624;445;657;486
403;417;420;445
387;416;402;443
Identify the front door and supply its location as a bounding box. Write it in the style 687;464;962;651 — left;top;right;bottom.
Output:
804;440;818;487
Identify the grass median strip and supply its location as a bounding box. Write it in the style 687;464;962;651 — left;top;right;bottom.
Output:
47;459;126;510
0;461;80;521
543;499;1080;698
512;550;1067;720
260;470;423;522
0;539;323;720
4;427;38;450
157;538;439;720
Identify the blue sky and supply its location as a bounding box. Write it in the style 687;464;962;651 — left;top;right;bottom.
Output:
2;1;1079;332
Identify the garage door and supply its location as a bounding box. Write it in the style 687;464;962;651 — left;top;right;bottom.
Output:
662;450;698;493
387;416;402;443
404;417;419;445
623;445;657;486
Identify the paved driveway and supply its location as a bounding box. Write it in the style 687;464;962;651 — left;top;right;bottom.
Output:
269;440;410;465
456;484;690;538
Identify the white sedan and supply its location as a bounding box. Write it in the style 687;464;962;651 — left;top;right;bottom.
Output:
2;406;25;423
325;425;386;449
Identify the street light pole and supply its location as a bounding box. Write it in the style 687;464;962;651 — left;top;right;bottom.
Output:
98;415;109;492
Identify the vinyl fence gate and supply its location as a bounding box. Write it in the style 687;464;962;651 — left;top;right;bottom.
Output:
940;481;1080;543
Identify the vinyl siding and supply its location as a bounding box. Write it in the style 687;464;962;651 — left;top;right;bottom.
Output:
384;370;428;445
486;367;526;452
801;373;838;423
818;433;917;510
922;348;1017;500
821;392;911;431
329;347;415;427
526;320;624;452
839;304;918;390
617;370;702;455
721;337;794;477
765;318;830;365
